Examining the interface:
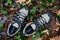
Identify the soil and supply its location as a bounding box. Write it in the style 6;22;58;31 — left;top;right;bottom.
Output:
50;36;60;40
37;35;60;40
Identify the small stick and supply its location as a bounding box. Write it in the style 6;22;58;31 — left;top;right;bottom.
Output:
36;9;42;14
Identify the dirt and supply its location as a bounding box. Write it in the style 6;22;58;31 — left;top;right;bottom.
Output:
50;36;60;40
37;35;60;40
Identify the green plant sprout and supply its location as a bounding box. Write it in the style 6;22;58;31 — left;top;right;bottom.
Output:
0;24;3;31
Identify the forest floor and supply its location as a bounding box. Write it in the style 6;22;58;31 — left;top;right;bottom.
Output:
50;36;60;40
37;35;60;40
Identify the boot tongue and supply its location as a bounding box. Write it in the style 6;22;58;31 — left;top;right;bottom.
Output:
12;23;19;28
31;24;36;30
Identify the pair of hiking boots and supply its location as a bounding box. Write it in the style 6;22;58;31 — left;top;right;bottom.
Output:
7;6;52;36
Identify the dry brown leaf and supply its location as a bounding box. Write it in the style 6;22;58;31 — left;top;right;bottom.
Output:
57;9;60;15
37;37;43;40
56;23;60;26
15;0;31;4
54;26;59;31
42;29;49;35
28;35;33;40
10;8;17;10
26;0;31;5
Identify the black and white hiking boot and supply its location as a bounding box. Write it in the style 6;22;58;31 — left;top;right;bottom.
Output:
23;11;52;36
7;7;29;36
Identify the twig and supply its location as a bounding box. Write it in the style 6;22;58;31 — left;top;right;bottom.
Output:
36;9;42;14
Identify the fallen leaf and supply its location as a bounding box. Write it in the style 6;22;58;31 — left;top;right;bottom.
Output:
42;29;49;35
57;9;60;15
